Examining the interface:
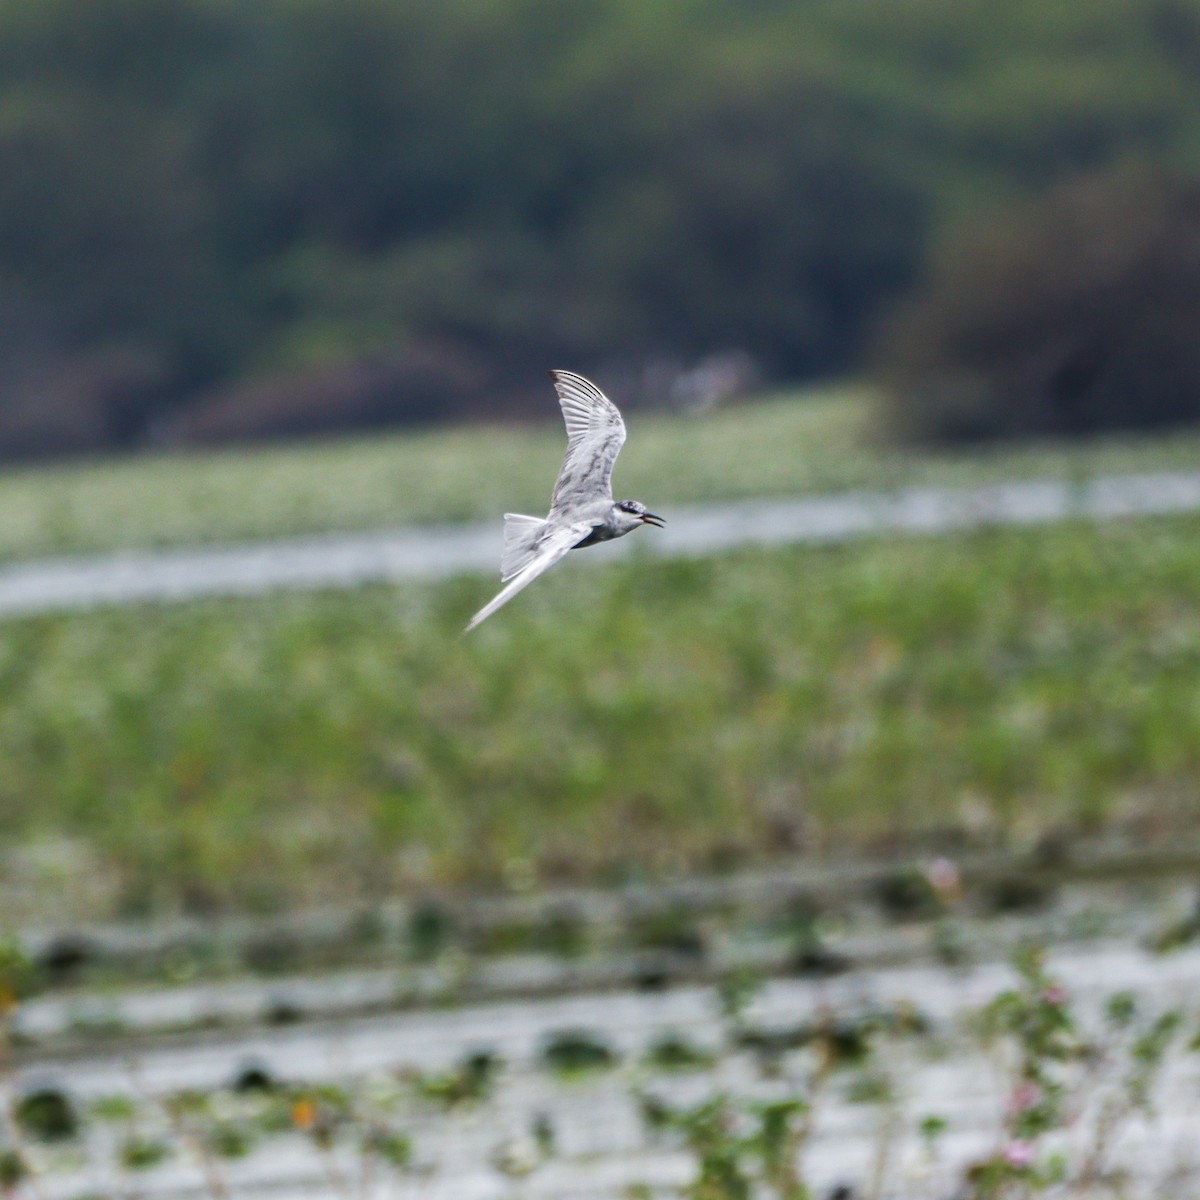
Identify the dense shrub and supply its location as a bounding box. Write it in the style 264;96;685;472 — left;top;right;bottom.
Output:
877;169;1200;443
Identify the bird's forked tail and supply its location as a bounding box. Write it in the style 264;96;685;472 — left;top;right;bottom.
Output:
500;513;546;581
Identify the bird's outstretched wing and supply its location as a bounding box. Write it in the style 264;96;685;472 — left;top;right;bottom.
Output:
464;519;593;632
547;370;627;512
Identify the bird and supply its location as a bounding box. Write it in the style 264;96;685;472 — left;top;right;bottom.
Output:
464;370;664;631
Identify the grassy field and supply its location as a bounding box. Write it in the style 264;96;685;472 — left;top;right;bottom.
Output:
6;385;1200;562
4;510;1200;923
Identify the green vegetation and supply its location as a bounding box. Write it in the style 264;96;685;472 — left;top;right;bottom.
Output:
541;1030;619;1077
642;1033;716;1073
5;0;1200;454
13;1089;77;1142
409;1051;501;1109
118;1138;172;1171
0;387;857;560
5;512;1200;919
10;385;1200;563
0;938;38;1002
3;1077;416;1198
880;168;1200;444
643;946;1192;1199
1;944;1188;1199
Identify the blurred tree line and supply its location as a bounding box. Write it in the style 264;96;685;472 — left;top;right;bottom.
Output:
3;0;1200;456
879;168;1200;443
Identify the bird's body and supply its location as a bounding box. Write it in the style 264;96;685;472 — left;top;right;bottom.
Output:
465;370;664;631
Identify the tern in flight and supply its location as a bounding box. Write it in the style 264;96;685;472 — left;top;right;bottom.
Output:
465;370;665;632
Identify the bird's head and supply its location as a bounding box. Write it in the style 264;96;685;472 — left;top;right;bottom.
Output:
614;499;665;531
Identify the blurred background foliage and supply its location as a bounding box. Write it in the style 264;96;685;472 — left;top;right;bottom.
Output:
5;0;1200;457
878;168;1200;442
7;1;1200;929
8;514;1200;919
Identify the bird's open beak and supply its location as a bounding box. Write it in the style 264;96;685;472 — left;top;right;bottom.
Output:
640;512;665;528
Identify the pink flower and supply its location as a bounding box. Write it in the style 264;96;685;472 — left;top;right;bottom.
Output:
1042;985;1066;1006
1003;1140;1034;1168
1006;1082;1040;1116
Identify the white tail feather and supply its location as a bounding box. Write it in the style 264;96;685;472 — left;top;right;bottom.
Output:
501;513;546;581
465;519;591;633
